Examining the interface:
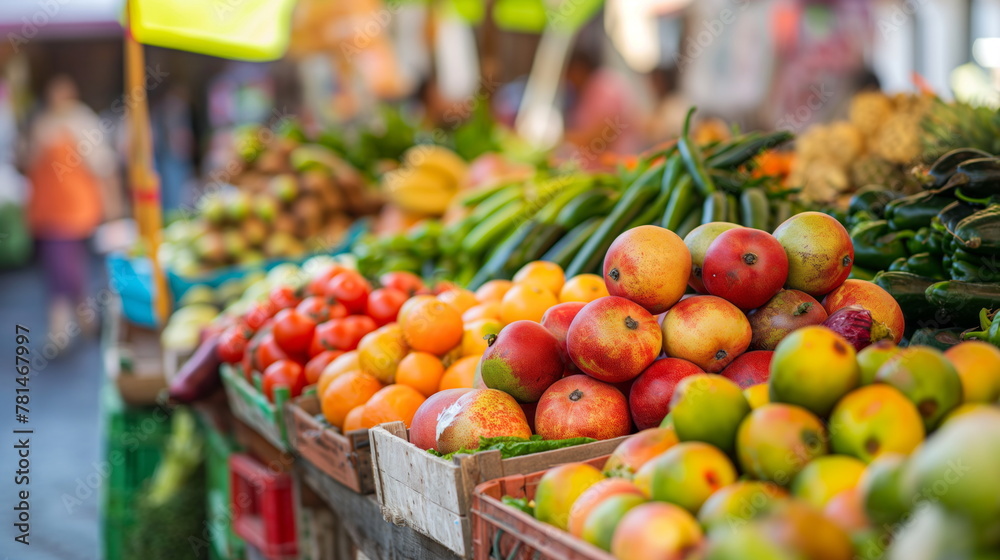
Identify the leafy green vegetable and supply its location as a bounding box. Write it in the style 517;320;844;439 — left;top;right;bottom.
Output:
427;434;596;461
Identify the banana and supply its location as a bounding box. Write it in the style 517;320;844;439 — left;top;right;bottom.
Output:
402;145;468;186
383;166;457;215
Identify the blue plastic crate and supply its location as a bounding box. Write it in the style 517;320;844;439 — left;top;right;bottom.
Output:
107;218;369;327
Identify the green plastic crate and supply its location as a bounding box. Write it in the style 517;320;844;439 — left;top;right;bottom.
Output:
100;382;173;560
202;414;246;560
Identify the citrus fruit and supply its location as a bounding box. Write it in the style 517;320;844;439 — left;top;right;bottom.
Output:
395;352;445;397
399;297;463;355
321;370;383;430
474;279;514;303
360;384;426;428
500;283;559;324
559;273;610;303
439;354;480;391
513;261;565;295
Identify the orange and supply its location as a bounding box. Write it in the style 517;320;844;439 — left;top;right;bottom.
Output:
513;261;566;295
321;370;383;430
560;273;610;303
357;324;409;384
318;350;360;396
397;294;436;326
360;384;426;428
462;318;502;356
439;354;481;391
475;280;514;303
396;352;445;397
342;405;365;433
500;283;559;324
399;297;463;355
438;288;479;314
462;301;502;323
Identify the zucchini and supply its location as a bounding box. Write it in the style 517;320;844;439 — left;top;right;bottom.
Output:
542;217;604;270
702;191;728;225
707;130;794;170
925;280;1000;324
675;210;702;239
873;271;941;327
726;193;740;224
740;188;770;230
769;200;792;231
508;223;567;275
660;176;697;231
466;220;535;289
461;200;527;256
953;205;1000;254
907;328;965;351
927;148;992;188
564;166;664;277
955;157;1000;198
848;187;900;219
556;188;618;229
629;158;680;228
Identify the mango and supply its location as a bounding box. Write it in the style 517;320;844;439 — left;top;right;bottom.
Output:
875;346;963;431
828;385;924;463
769;326;860;417
670;374;751;455
634;441;737;514
790;455;865;508
736;404;828;485
534;463;605;530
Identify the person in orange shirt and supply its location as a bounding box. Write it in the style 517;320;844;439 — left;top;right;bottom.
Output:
27;76;117;346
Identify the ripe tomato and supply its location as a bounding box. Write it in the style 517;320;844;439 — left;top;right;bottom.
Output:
272;309;317;355
304;350;344;385
252;332;290;374
244;300;277;331
296;296;331;323
217;326;251;364
326;271;372;314
269;284;303;310
311;316;377;354
327;300;348;321
366;288;408;326
262;360;306;401
379;271;426;297
307;264;349;296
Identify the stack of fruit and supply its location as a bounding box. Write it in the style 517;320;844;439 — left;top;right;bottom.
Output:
158;132;378;278
457;210;906;454
846;147;1000;344
354;108;799;286
516;333;1000;559
790;91;933;206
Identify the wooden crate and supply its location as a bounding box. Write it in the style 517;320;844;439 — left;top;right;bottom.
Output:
221;364;292;451
285;395;375;494
370;422;628;557
470;456;615;560
102;297;168;406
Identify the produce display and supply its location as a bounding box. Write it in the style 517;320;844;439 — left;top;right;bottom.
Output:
353;109;799;286
846;147;1000;345
157;126;379;278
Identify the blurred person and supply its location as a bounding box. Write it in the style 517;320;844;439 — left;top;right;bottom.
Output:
646;65;688;144
562;49;644;167
26;76;116;344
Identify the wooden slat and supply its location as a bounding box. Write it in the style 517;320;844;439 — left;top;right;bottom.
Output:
374;474;472;555
285;395;374;493
299;460;460;560
370;424;466;512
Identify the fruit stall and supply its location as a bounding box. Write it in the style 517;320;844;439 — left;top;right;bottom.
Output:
89;4;1000;560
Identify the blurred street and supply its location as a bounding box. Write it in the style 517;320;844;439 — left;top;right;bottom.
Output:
0;253;104;560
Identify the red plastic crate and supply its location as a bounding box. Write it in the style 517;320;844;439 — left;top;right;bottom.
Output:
230;453;298;560
470;456;616;560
